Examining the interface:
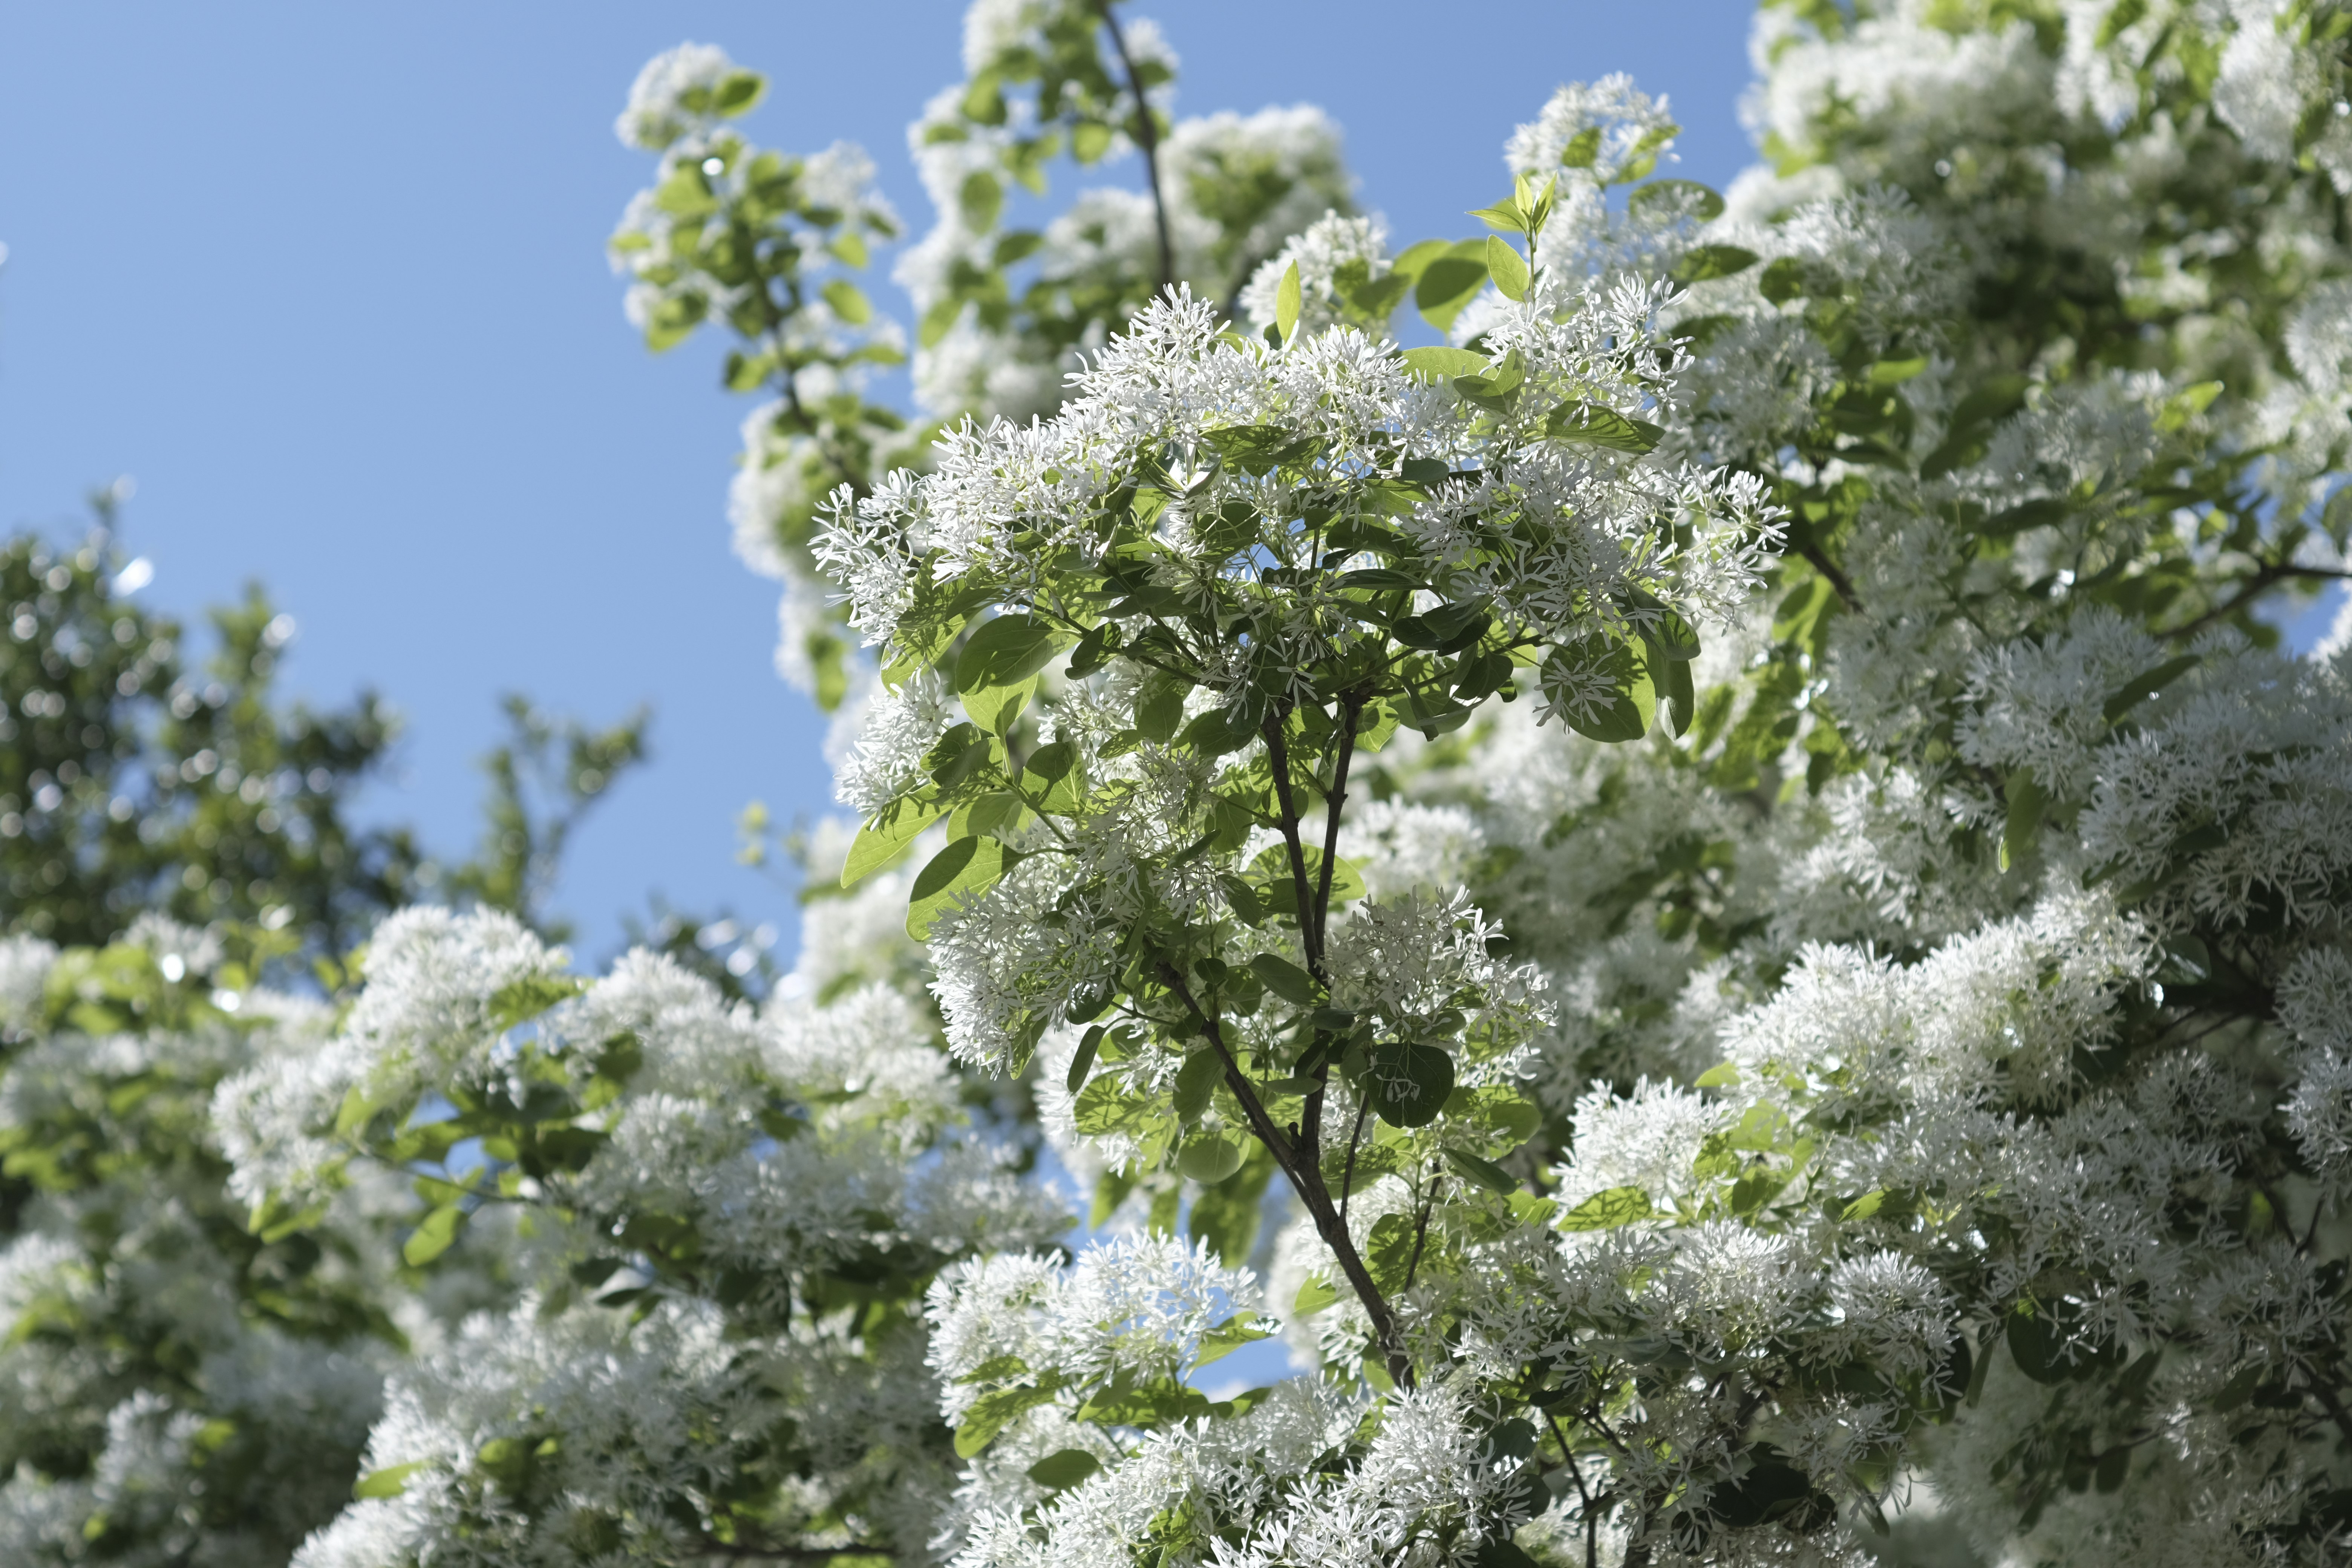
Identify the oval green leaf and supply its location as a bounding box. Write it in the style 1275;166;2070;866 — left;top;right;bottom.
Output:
955;615;1066;694
1555;1184;1653;1231
843;796;944;886
1485;234;1530;301
906;836;1011;940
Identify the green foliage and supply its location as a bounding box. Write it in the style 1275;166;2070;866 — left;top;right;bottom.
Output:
444;694;647;939
0;512;424;955
0;928;414;1560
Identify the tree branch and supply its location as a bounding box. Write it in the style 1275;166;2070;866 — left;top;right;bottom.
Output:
1260;712;1324;978
1795;539;1859;612
2164;561;2352;642
1158;962;1411;1386
1095;0;1174;297
1313;694;1363;967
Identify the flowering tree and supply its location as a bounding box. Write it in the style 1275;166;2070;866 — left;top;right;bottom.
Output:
184;1;2352;1565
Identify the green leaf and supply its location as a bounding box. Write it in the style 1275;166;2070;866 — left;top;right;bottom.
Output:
1867;355;1928;387
1558;126;1602;168
958;170;1003;231
1444;1147;1519;1195
1194;1312;1273;1367
334;1085;380;1139
2000;773;2046;875
826;230;870;268
1136;673;1188;743
2005;1307;2070;1385
955;615;1067;693
955;1378;1061;1457
907;836;1012;940
1335;567;1423;591
1248;953;1319;1006
1556;1185;1653;1231
1075;1376;1210;1426
1389;237;1452;282
919;296;962;349
820;279;872;324
1546;401;1663;453
643;292;708;352
963;672;1037;737
1253;845;1366;914
1451;347;1524;403
1475;1542;1543;1568
1757;256;1810;305
1276;260;1302;344
1414;246;1490;331
1469;195;1527;234
1485;235;1530;301
1669;244;1759;284
352;1461;427;1501
1979;498;2068;537
1363;1039;1455;1128
1392;598;1491;651
2156;379;2223;433
1067;1026;1106;1095
1027;1449;1101;1490
1694;1061;1741;1089
1179;700;1262;758
714;70;766;115
487;974;587;1033
1174;1048;1222;1125
1627;179;1726;220
1177;1132;1245;1183
403;1204;466;1267
1842;1188;1887;1222
2102;654;2200;724
1399;346;1491;381
1203;423;1312;479
1709;1452;1830;1528
1073;1075;1169;1143
1346;270;1412;318
844;796;945;886
1018;738;1082;814
1543;636;1656;744
1949;374;2034;432
1292;1274;1341;1315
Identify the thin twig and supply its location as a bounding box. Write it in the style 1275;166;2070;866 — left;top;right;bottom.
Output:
2164;562;2352;642
1544;1409;1600;1568
1399;1181;1436;1294
1095;0;1173;296
1340;1092;1372;1224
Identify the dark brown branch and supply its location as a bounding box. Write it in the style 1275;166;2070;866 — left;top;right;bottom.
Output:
1338;1092;1372;1224
1095;0;1174;297
1400;1182;1435;1294
1544;1409;1600;1568
1158;962;1411;1386
704;1542;893;1562
2163;561;2352;643
1313;694;1363;965
1794;539;1859;612
1260;712;1324;977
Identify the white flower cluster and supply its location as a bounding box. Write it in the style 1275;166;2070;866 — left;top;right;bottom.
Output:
0;928;414;1567
895;17;1352;425
585;3;2352;1562
212;907;1066;1565
1236;210;1390;338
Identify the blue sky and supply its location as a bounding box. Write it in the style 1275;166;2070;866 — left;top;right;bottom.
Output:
0;3;1860;956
